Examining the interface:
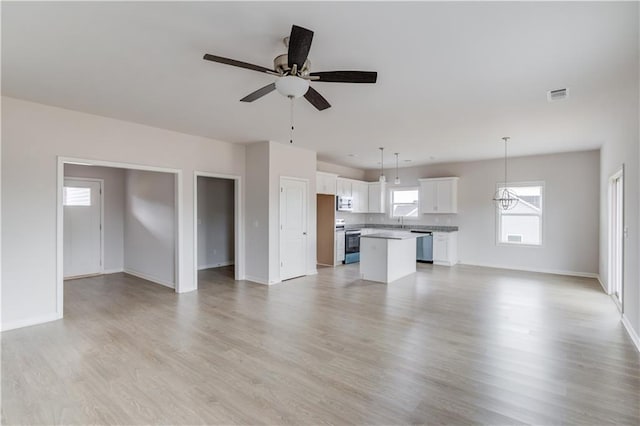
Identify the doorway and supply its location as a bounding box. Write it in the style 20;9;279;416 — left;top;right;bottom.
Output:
57;157;183;319
193;172;242;289
608;167;624;308
63;178;103;278
280;177;308;281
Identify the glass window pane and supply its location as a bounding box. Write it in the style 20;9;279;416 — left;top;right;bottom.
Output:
500;215;540;245
63;187;91;206
393;204;418;217
393;190;419;204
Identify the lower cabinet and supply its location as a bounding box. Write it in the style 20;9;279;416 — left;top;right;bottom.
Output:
432;231;458;266
335;230;345;265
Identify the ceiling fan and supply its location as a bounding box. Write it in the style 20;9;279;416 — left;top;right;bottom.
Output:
203;25;377;111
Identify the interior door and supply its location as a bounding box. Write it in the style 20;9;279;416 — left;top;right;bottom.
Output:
64;179;102;278
280;178;308;280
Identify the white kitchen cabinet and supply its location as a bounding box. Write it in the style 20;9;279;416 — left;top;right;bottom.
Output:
352;181;369;213
335;230;345;265
336;178;353;198
432;231;458;266
418;177;458;214
316;172;338;195
368;182;386;213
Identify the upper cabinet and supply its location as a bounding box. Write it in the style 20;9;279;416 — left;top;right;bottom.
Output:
317;172;338;195
336;177;353;198
352;181;369;213
418;177;458;214
368;182;386;213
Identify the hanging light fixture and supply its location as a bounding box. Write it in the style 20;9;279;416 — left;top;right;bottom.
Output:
493;137;519;210
379;147;386;183
394;153;401;185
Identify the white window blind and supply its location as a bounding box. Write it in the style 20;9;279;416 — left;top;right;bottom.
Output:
63;187;91;206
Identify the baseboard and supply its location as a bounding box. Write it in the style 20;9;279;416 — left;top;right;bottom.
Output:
459;262;598;279
597;275;610;294
1;312;62;332
123;268;175;289
198;260;234;270
621;314;640;353
103;268;124;274
306;269;318;276
244;274;271;285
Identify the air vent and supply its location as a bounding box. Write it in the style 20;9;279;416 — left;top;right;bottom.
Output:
547;88;569;102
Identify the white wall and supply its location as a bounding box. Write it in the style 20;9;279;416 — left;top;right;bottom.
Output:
599;48;640;342
197;176;234;269
364;150;601;276
1;96;246;330
269;141;317;283
244;142;270;283
124;169;176;287
317;160;366;180
64;164;125;273
244;141;317;284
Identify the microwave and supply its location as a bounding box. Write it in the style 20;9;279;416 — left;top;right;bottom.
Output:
337;196;354;212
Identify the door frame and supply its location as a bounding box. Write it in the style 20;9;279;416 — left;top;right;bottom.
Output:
57;156;183;320
607;165;624;311
193;171;244;288
279;176;309;281
63;177;105;278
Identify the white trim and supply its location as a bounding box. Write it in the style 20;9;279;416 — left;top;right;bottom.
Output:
63;177;105;278
123;269;175;289
621;314;640;352
103;268;124;274
306;269;318;276
597;275;610;294
193;171;244;290
459;261;598;279
57;156;183;321
1;312;61;332
198;260;235;270
244;275;272;285
607;166;624;306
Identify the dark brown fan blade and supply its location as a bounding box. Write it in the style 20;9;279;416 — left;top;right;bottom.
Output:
240;83;276;102
310;71;377;83
203;54;274;74
304;86;331;111
288;25;314;69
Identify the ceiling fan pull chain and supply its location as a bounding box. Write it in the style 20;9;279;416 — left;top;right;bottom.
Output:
290;96;295;144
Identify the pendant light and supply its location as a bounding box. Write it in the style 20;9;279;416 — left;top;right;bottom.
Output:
492;137;519;210
379;147;386;182
394;153;401;185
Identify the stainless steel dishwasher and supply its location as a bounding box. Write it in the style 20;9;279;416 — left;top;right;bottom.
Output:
411;230;433;263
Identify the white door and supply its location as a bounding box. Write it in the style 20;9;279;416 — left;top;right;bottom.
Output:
280;178;308;280
64;179;102;278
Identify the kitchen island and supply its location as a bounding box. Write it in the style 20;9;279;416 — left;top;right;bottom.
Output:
360;231;420;283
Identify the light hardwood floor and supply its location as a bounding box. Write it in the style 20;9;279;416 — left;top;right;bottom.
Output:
2;264;639;425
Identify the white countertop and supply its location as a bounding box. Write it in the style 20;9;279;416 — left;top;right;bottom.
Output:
361;231;421;240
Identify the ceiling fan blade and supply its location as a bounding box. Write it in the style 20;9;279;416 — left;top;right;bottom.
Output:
310;71;378;83
288;25;314;69
203;54;274;74
304;86;331;111
240;83;276;102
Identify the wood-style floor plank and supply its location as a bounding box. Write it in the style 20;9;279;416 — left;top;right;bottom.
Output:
2;263;639;425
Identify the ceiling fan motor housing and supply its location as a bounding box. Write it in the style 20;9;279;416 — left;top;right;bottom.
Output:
274;54;310;76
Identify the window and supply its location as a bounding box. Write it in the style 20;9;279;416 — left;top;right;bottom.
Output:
390;188;419;218
63;187;91;206
497;183;543;245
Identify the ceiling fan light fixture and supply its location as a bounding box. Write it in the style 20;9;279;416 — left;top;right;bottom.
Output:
275;75;309;98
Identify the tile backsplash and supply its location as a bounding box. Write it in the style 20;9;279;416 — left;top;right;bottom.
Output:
365;213;458;227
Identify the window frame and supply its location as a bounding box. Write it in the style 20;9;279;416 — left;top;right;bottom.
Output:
389;186;420;220
495;181;545;247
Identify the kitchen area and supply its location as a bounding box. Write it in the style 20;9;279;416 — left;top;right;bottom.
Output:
316;171;459;283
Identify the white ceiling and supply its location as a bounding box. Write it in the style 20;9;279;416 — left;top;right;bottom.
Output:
2;2;638;169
